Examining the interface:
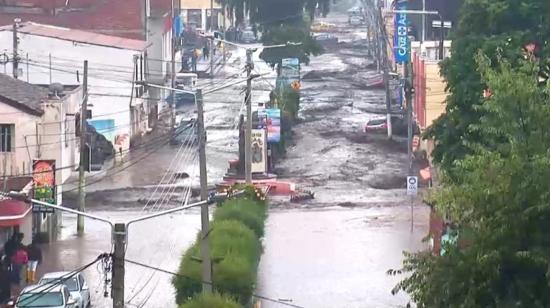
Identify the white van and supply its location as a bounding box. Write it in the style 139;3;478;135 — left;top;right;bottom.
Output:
175;73;198;91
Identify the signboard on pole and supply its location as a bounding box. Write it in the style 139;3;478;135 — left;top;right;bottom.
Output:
251;129;267;173
32;160;56;213
394;0;410;63
257;108;281;143
407;176;418;196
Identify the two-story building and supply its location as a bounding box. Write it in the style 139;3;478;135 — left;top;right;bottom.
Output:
0;22;150;153
0;73;82;243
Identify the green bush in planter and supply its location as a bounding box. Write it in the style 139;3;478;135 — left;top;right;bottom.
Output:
212;253;256;304
215;199;267;237
210;220;260;265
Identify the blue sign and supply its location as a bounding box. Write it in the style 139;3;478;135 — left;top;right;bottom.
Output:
394;0;409;63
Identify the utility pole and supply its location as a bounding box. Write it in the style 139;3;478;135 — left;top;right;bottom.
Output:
421;0;426;43
77;60;88;235
112;223;126;308
170;0;176;129
12;19;19;79
245;49;253;184
405;63;413;175
196;88;212;293
378;9;393;139
209;0;215;78
222;3;226;65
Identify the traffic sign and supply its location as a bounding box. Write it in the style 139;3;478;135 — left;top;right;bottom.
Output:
407;176;418;196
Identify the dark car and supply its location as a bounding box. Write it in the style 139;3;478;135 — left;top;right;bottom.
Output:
364;115;420;137
313;33;338;47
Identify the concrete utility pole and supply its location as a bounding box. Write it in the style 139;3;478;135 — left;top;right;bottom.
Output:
171;0;177;128
112;223;126;308
405;63;413;174
12;19;19;79
209;0;215;78
377;8;393;139
245;49;253;184
421;0;426;43
77;60;88;235
222;3;226;65
196;89;212;293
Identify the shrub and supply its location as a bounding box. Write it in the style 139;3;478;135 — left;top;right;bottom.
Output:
215;199;267;237
179;293;241;308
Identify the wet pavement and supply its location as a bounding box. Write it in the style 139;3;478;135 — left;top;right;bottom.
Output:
37;5;431;308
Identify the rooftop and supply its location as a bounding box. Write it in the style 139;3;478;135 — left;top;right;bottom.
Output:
0;22;148;50
0;74;48;115
0;0;173;40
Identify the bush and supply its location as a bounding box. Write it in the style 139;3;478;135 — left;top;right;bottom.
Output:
215;199;267;237
173;187;267;305
180;293;241;308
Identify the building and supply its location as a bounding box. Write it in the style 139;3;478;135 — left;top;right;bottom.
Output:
0;22;150;153
0;73;83;242
0;178;33;246
399;0;464;42
0;0;147;40
179;0;223;30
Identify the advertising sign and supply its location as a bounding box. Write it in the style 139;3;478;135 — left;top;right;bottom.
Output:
32;160;56;213
251;129;267;173
257;108;281;143
277;58;300;90
394;0;409;63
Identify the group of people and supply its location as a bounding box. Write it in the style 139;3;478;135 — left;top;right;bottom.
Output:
0;233;42;305
182;41;221;73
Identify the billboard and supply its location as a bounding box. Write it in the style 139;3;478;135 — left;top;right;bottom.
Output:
251;129;267;173
32;160;56;213
277;58;300;90
394;0;409;63
257;108;281;143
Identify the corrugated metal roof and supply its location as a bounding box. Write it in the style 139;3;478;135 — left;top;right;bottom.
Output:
0;73;47;115
2;22;149;51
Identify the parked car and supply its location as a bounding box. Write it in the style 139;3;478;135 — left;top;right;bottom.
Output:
311;21;336;32
349;15;364;25
11;284;77;308
171;118;199;145
364;115;420;136
38;272;91;308
313;33;338;47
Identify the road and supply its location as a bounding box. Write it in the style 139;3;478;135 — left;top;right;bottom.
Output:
38;6;430;308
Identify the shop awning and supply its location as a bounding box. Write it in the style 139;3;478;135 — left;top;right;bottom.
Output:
0;199;31;227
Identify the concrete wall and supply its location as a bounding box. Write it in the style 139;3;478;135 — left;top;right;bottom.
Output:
424;62;446;128
0;30;147;153
0;102;41;177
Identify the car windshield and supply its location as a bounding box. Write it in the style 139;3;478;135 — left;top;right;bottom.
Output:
41;277;79;291
17;292;64;307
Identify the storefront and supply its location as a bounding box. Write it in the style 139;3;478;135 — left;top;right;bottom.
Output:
0;198;33;249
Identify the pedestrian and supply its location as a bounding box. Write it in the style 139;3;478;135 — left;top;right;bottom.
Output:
203;44;209;60
191;49;198;72
10;244;28;286
25;240;42;284
3;233;18;261
0;261;10;308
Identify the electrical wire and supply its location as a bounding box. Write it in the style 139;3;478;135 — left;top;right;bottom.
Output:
123;258;306;308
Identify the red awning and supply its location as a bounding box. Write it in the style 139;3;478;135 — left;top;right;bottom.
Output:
0;199;31;227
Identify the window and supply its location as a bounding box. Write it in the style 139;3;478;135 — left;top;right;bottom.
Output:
0;124;13;152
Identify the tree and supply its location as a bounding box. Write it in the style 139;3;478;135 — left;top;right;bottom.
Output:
217;0;329;66
393;56;550;307
425;0;550;179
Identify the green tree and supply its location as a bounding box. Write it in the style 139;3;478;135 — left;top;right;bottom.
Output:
425;0;550;179
393;56;550;307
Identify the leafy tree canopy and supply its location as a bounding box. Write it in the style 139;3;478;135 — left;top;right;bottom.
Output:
425;0;550;179
394;55;550;307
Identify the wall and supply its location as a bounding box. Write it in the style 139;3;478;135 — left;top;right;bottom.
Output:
0;30;146;153
180;0;221;10
411;40;451;61
0;102;41;177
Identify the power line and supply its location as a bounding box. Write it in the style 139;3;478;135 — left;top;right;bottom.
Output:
123;258;306;308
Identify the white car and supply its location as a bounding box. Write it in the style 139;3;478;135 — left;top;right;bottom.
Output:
12;284;77;308
39;272;91;308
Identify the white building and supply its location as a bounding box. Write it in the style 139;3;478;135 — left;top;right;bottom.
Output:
0;73;82;243
411;40;452;61
0;22;150;153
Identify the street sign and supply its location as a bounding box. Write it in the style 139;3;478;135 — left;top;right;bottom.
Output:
394;0;410;63
407;176;418;196
32;203;55;213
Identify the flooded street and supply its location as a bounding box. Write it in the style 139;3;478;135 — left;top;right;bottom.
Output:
39;7;431;308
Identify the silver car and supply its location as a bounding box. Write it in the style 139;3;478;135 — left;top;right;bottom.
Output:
39;272;91;308
13;284;77;308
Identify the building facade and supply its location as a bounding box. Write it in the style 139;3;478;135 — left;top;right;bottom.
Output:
0;22;150;153
179;0;223;30
0;74;82;242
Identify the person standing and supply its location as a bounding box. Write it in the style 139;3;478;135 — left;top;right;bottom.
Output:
191;49;198;73
202;44;209;60
0;261;11;307
10;244;28;286
25;241;42;284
